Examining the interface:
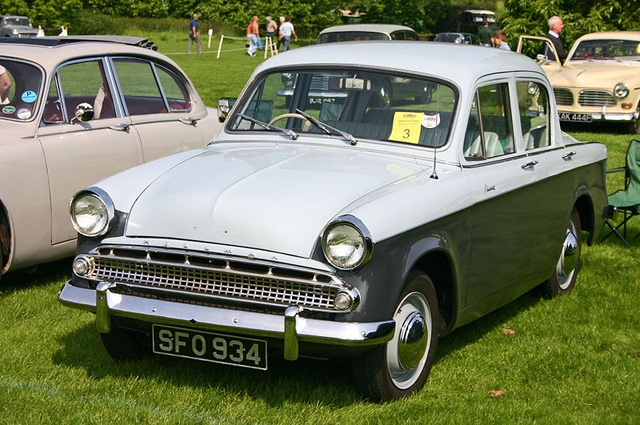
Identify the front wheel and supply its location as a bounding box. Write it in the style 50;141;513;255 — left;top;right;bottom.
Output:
351;271;439;401
539;208;582;299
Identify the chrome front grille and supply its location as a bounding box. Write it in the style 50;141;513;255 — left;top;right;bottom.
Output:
553;88;574;106
578;90;616;107
84;246;348;312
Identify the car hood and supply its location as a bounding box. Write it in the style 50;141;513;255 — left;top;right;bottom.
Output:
552;61;640;88
125;142;427;258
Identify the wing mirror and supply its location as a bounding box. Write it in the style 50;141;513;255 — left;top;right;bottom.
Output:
72;102;94;123
217;97;236;123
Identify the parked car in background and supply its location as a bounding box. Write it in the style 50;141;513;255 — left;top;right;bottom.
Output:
59;42;607;402
518;32;640;133
434;32;479;45
0;15;38;38
0;36;220;283
317;24;420;43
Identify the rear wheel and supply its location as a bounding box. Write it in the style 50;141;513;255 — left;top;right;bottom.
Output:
100;326;150;361
539;208;582;299
351;271;439;401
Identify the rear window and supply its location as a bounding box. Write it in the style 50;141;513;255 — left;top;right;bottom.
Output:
0;58;43;121
317;32;390;44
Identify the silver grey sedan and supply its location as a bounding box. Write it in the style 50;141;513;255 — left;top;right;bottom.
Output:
59;41;607;401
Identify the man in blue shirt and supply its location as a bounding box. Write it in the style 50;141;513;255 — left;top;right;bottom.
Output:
188;13;202;53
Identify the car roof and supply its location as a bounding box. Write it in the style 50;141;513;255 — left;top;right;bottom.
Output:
0;36;169;71
255;41;539;84
575;31;640;42
318;24;417;35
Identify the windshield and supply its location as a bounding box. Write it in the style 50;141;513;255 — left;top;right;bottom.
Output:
570;39;640;61
0;59;43;121
317;32;391;43
230;69;457;148
4;17;32;26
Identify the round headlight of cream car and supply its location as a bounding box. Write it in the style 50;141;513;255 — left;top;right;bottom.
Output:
322;216;372;270
614;82;630;99
69;189;114;237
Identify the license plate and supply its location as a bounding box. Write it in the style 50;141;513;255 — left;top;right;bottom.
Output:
559;112;592;122
152;325;267;370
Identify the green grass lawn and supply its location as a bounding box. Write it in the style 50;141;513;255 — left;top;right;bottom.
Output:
1;31;640;424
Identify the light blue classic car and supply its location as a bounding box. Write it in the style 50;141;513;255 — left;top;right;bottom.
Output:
59;42;608;401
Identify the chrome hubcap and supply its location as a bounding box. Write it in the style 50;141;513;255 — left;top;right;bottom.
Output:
387;292;432;390
556;217;579;290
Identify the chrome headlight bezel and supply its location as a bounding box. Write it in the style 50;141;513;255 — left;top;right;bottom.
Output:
321;215;373;271
614;82;630;99
69;187;115;237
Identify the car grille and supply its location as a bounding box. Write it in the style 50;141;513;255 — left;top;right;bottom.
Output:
578;90;616;107
83;246;349;313
553;89;573;106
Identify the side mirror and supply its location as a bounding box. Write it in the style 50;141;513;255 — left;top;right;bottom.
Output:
73;102;94;122
217;97;237;123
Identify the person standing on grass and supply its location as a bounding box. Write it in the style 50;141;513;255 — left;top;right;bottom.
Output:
279;16;297;52
545;16;567;62
265;16;278;51
247;15;260;56
276;16;286;51
188;13;202;53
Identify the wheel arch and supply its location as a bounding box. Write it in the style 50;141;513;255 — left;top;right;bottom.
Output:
412;249;457;336
573;192;595;245
0;199;12;274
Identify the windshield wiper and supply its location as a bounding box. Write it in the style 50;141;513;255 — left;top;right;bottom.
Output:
295;108;358;146
238;113;298;140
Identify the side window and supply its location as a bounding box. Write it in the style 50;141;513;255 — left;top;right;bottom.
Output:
46;60;115;123
113;58;166;115
464;83;514;160
517;81;550;150
156;64;192;111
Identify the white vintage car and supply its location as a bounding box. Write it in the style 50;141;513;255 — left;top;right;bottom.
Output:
59;42;608;401
0;36;220;282
517;32;640;133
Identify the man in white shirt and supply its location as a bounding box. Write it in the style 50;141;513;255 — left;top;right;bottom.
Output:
279;16;298;52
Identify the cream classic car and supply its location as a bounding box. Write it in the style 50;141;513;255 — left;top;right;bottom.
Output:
517;32;640;133
0;36;220;282
59;42;607;401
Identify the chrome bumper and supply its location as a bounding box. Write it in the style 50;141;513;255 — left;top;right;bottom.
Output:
58;281;395;361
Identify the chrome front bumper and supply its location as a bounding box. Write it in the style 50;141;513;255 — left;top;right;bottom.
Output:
58;281;395;361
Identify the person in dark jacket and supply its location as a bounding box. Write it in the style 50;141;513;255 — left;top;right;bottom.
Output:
545;16;567;62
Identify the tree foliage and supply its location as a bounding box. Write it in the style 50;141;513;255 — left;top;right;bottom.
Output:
500;0;640;48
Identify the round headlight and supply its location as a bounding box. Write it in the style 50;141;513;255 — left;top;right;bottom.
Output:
614;82;630;99
322;217;372;270
527;82;539;95
70;190;114;237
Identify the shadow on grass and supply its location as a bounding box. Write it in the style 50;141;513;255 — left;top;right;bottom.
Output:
52;290;543;406
0;258;72;296
561;121;634;135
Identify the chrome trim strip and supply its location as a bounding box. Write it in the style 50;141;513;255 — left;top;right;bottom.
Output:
58;282;395;360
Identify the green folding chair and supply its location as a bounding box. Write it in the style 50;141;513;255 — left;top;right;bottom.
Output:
603;139;640;248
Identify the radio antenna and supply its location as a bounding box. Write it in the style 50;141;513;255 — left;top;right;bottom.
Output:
430;85;439;180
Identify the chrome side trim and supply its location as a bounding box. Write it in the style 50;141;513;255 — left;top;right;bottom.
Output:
58;282;395;360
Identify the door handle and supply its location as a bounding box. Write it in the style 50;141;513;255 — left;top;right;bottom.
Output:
521;160;538;169
180;118;198;127
109;124;130;132
562;151;576;160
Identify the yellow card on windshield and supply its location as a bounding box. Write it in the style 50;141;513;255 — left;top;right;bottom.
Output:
389;111;424;144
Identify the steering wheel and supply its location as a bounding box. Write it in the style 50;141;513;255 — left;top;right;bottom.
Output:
268;113;312;131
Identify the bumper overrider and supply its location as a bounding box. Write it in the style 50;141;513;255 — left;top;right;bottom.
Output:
58;246;395;361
